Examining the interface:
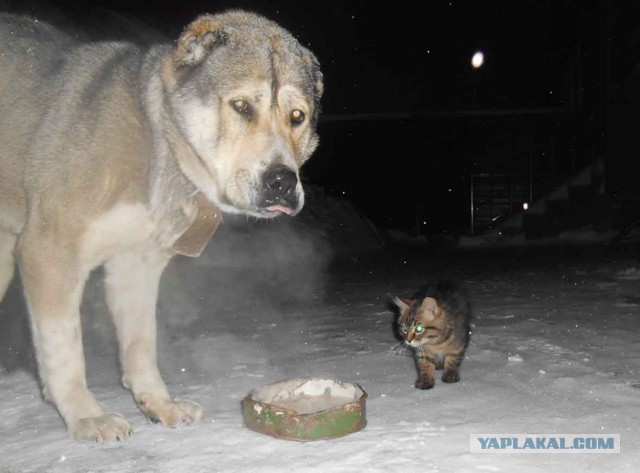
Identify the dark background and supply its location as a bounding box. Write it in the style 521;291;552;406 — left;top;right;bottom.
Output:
4;0;638;237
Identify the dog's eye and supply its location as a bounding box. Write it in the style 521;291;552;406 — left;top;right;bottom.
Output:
290;109;305;126
231;99;252;118
232;99;248;112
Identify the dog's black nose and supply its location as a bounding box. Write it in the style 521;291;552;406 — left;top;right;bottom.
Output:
263;165;297;196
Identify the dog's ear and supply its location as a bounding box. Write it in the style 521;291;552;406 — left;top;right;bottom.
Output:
311;60;324;99
305;52;324;99
175;15;228;68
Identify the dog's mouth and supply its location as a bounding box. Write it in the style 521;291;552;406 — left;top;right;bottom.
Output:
256;165;302;217
265;204;294;215
259;203;301;217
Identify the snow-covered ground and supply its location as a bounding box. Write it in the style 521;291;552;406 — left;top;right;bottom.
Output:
1;213;639;472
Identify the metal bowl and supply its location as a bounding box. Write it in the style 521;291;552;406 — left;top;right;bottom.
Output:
242;377;367;441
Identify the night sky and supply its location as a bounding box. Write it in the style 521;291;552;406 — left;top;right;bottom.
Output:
6;1;632;236
21;0;609;113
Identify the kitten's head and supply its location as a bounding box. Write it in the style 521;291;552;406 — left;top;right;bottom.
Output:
393;296;448;347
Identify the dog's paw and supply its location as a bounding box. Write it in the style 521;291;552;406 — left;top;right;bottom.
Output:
415;376;435;390
70;413;133;442
442;371;460;384
137;394;204;428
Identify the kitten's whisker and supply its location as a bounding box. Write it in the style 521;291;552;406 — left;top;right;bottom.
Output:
390;341;411;357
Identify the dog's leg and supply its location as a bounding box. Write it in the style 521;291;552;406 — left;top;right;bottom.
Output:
0;231;16;302
17;228;132;442
105;249;204;428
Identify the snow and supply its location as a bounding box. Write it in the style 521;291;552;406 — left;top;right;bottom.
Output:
1;211;639;472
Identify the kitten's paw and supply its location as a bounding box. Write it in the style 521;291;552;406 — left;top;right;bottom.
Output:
415;376;435;390
442;371;460;383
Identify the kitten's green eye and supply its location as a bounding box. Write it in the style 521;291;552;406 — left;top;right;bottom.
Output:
415;324;424;333
400;324;408;334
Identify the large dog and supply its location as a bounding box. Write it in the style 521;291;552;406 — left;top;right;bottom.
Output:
0;9;323;441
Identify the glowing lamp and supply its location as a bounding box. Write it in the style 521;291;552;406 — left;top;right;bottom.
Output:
471;51;484;69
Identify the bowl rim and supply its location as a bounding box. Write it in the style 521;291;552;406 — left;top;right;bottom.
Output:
242;376;368;441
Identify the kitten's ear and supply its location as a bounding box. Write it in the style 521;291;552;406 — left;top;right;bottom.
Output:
419;297;440;320
392;297;413;313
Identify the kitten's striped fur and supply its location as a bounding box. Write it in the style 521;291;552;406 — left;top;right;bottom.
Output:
393;280;471;390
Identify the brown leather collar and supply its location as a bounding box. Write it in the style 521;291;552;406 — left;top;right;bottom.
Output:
172;193;222;257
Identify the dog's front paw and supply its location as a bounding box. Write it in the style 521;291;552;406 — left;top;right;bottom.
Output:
70;413;133;442
136;393;204;427
442;370;460;383
415;375;435;390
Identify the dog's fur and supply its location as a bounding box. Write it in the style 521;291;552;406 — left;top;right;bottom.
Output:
0;9;322;441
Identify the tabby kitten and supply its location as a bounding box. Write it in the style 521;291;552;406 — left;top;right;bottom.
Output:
393;280;471;390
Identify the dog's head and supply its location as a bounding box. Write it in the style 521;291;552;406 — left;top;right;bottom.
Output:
164;10;323;218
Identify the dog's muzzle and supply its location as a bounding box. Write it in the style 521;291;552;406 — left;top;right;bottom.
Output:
260;164;300;215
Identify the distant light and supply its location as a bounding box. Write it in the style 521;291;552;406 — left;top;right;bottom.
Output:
523;202;529;211
471;51;484;69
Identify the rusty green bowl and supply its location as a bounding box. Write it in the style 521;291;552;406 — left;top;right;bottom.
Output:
242;377;367;441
